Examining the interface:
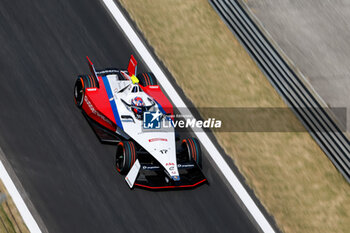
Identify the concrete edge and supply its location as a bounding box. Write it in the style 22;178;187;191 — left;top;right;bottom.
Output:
0;147;48;233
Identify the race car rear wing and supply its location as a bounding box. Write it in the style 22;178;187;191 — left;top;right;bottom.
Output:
86;56;99;88
127;55;137;76
84;55;136;84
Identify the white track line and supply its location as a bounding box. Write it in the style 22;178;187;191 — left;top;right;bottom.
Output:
101;1;276;232
0;161;41;233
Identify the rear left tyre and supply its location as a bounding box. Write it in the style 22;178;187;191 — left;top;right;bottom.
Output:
116;141;137;174
137;72;158;87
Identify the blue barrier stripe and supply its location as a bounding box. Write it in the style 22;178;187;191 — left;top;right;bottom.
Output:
102;76;123;130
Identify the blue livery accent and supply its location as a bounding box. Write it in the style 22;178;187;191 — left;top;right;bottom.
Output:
154;99;174;127
154;99;166;115
102;76;123;130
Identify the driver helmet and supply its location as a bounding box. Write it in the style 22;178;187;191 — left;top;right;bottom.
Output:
131;97;144;120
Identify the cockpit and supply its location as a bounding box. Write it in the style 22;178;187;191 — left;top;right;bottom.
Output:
131;85;143;93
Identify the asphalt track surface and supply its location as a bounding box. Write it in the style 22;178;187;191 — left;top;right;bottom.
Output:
0;0;259;232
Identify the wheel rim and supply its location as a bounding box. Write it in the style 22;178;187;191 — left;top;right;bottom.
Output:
74;79;84;107
116;143;125;172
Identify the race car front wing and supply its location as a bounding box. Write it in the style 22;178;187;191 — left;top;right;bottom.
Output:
125;160;207;190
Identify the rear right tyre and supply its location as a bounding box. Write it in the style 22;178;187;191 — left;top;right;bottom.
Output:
74;77;84;108
73;75;99;108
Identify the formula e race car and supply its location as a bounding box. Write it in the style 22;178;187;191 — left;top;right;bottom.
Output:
73;55;207;189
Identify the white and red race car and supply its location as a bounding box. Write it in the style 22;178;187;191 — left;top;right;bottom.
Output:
73;55;207;189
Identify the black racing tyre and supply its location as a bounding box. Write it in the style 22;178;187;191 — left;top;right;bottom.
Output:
74;75;99;108
116;141;137;174
74;77;84;108
181;138;202;168
137;72;158;87
80;74;99;89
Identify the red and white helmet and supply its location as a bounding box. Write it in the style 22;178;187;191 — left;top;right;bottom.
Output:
131;97;144;120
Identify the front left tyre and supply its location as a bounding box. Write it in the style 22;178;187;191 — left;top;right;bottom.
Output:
181;138;202;168
116;141;137;174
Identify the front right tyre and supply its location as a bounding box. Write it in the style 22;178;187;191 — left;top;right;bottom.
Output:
116;141;137;174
